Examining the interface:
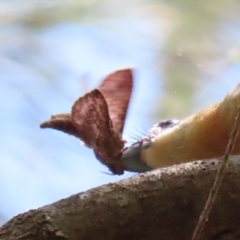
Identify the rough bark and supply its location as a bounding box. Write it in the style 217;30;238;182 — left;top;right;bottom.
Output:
1;157;240;240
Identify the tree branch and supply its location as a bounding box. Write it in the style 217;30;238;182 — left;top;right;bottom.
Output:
1;157;240;240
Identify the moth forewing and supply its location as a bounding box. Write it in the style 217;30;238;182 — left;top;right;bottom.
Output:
71;89;111;148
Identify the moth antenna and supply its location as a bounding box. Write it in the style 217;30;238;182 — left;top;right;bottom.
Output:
124;130;141;140
100;171;115;176
126;129;145;139
133;127;148;137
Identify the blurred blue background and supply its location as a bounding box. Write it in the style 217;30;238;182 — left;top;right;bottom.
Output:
1;0;240;225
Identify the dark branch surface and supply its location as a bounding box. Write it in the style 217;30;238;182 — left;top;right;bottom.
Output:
1;157;240;240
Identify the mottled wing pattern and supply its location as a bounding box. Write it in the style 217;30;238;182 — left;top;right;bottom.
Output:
98;69;133;134
71;89;112;148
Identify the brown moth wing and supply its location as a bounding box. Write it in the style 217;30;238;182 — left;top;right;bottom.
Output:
71;89;112;148
40;113;81;140
98;69;133;134
71;89;125;173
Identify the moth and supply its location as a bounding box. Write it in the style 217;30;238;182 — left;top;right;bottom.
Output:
40;69;133;175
